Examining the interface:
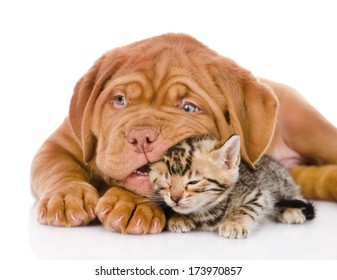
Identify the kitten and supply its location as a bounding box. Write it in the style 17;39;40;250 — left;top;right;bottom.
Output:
149;135;314;238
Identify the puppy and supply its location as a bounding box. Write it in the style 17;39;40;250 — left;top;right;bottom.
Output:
31;33;337;234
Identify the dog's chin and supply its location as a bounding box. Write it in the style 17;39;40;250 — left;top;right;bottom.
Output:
116;165;153;198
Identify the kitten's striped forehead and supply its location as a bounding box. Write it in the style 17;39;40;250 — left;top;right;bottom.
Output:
164;141;193;175
163;134;216;175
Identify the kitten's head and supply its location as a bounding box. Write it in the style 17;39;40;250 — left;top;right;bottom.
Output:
149;134;241;214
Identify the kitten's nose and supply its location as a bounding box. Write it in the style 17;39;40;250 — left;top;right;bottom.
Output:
171;189;183;204
171;196;181;204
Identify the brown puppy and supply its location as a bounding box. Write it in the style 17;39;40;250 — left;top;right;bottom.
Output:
31;33;337;234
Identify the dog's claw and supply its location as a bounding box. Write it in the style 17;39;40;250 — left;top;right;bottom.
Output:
96;187;166;234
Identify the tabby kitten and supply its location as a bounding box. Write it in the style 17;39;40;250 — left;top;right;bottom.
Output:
149;135;314;238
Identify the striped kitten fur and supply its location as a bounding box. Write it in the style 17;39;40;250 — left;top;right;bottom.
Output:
149;135;314;238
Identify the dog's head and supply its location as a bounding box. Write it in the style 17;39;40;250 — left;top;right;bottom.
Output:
69;33;278;197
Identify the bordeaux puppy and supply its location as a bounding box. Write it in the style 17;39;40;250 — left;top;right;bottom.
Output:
31;33;337;234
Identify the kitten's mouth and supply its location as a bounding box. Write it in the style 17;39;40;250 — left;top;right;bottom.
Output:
132;164;151;176
172;205;192;214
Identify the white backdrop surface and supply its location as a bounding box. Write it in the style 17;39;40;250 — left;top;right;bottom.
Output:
1;0;336;279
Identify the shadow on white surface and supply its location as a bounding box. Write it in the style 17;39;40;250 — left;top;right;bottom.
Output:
28;201;337;260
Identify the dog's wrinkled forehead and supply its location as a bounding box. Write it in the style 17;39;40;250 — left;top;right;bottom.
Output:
99;66;222;117
98;35;224;102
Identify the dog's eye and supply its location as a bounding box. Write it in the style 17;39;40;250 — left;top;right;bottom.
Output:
113;95;127;108
182;102;200;113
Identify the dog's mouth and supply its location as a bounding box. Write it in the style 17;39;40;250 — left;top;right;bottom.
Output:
132;164;151;177
119;164;153;197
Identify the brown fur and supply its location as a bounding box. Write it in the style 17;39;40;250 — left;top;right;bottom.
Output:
31;33;337;233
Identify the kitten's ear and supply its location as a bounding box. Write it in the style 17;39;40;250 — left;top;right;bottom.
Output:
212;135;241;169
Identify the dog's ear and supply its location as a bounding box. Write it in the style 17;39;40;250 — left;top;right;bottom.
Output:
69;53;121;163
69;55;104;163
69;57;102;163
211;61;278;168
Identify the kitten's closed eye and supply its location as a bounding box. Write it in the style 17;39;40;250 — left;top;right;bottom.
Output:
188;180;200;185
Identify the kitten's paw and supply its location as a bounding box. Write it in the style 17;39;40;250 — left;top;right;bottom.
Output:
167;216;196;233
278;208;306;224
218;221;249;239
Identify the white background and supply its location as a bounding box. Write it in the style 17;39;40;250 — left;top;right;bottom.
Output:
1;0;337;279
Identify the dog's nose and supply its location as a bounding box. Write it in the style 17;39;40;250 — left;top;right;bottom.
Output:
127;127;158;153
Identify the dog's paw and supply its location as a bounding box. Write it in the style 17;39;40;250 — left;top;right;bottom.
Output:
167;215;196;233
218;221;250;239
36;182;99;227
95;187;166;234
277;208;306;224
